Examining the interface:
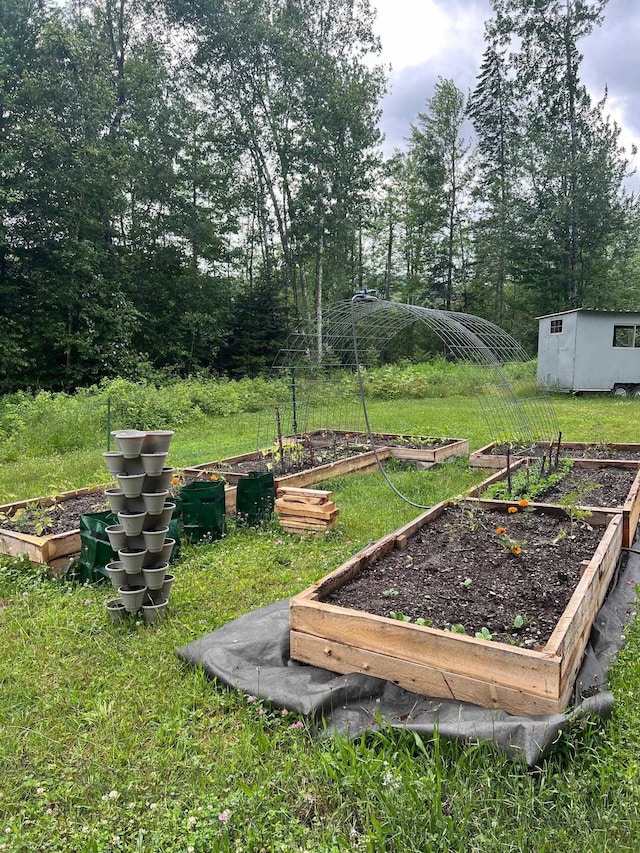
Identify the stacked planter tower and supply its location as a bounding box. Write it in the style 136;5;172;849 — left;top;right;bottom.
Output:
102;430;176;624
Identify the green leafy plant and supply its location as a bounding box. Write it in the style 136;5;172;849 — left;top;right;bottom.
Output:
475;626;494;641
485;458;574;502
389;611;412;622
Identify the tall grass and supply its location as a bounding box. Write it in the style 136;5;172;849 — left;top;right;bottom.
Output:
0;362;539;465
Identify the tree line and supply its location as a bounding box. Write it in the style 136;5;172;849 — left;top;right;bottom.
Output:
0;0;637;393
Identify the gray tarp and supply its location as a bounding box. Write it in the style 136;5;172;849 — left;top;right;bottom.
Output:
177;548;640;766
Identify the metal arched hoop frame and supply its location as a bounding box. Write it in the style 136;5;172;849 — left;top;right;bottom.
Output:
267;297;558;449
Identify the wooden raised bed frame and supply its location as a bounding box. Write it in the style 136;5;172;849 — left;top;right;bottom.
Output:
184;431;470;512
0;486;108;572
470;440;640;469
301;430;470;464
290;499;622;716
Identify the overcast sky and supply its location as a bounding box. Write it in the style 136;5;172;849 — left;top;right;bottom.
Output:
371;0;639;183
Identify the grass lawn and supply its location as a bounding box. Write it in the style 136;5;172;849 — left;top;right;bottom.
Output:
1;394;640;851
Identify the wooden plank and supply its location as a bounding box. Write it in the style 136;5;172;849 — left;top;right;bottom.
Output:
225;486;237;515
466;461;525;497
290;631;563;716
290;597;561;699
45;531;81;561
280;517;334;530
276;487;334;502
185;450;262;472
0;484;109;515
547;513;622;666
0;529;48;563
281;521;336;533
275;502;338;520
472;497;613;528
623;468;640;548
468;442;502;469
274;451;388;490
432;438;470;463
469;441;640;470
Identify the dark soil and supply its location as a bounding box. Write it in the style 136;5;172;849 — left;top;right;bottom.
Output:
371;434;456;450
493;442;640;461
536;465;637;507
194;434;457;479
0;492;109;536
326;505;606;646
199;442;373;478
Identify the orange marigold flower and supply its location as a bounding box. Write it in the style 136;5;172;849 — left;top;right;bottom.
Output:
518;499;529;508
496;526;507;535
210;474;218;481
171;476;180;485
510;545;522;555
507;506;518;514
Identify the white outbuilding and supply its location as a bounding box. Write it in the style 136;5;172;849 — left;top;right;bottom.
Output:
537;308;640;395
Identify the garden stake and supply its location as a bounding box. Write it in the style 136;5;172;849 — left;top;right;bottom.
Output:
507;445;512;494
555;431;562;469
275;406;285;472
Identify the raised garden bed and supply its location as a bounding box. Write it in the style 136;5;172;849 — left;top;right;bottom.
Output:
182;446;390;491
289;499;623;716
183;432;469;507
470;440;640;468
0;487;109;571
479;459;640;549
302;430;470;464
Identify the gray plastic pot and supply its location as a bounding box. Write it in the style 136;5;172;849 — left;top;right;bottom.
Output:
106;524;127;551
103;451;125;476
117;584;147;613
141;431;174;454
112;430;146;458
149;572;174;604
116;472;146;499
141;596;168;625
105;488;127;513
106;598;128;625
159;503;176;528
141;452;168;476
142;527;169;554
158;538;175;564
142;562;168;591
117;510;147;537
118;547;148;574
142;490;169;515
104;561;127;590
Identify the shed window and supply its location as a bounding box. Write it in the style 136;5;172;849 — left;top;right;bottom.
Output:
613;325;637;348
549;319;563;334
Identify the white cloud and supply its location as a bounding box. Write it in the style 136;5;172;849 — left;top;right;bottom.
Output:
372;0;488;72
373;0;450;70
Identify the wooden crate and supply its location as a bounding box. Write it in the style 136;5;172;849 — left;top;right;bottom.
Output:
0;486;109;570
470;440;640;469
289;500;622;716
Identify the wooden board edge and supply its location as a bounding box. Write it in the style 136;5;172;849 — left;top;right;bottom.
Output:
289;597;561;698
290;631;563;716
